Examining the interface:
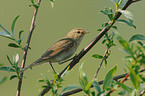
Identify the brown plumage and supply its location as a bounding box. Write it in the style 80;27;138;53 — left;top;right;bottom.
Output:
21;28;89;72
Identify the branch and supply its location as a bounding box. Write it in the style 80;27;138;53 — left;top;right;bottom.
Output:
61;73;128;96
16;0;41;96
61;68;145;96
140;90;145;96
40;0;140;95
93;47;109;79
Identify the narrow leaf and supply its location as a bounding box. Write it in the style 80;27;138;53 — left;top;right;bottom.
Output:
128;67;140;89
93;81;102;93
103;65;117;90
60;85;80;94
0;66;15;72
116;19;136;28
109;0;119;3
85;80;94;94
118;90;127;95
50;0;55;7
7;55;13;65
112;26;117;30
13;53;19;66
118;9;134;24
11;15;20;35
0;24;11;35
137;41;145;49
92;54;103;59
79;63;88;90
0;77;7;84
38;80;45;82
117;82;132;93
41;85;48;88
19;30;24;39
100;8;113;15
41;73;51;86
117;34;131;55
0;31;14;40
10;75;17;80
8;43;20;48
129;34;145;42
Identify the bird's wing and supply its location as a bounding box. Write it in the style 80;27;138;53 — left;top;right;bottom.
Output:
41;38;76;60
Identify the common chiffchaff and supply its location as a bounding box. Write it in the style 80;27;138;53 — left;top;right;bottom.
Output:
21;28;89;72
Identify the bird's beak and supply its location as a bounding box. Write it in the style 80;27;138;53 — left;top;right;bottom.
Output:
84;31;89;34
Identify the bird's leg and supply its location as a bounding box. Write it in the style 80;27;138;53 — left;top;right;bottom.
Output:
49;62;56;73
58;54;77;65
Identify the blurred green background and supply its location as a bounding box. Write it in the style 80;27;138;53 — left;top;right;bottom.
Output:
0;0;145;96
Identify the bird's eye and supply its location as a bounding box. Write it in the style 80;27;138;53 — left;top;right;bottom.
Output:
77;31;80;34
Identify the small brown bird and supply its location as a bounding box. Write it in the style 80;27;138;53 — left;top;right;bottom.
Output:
21;28;89;72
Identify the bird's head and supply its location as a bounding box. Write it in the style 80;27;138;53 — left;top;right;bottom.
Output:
66;28;89;42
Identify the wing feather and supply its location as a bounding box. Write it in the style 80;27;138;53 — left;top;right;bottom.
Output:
41;38;76;61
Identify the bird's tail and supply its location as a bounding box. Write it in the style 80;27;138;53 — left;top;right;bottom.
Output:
20;63;36;72
20;57;44;72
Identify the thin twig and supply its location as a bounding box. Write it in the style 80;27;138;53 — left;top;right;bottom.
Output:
40;0;138;95
93;47;109;79
16;0;41;96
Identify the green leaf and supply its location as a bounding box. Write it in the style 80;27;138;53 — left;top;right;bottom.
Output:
118;9;134;24
116;19;136;28
100;7;113;20
0;77;7;84
139;75;145;82
117;34;131;55
18;35;27;45
117;82;132;93
92;54;103;59
7;55;13;65
103;65;117;90
0;66;15;72
41;85;48;88
30;0;34;4
93;81;102;93
97;29;102;31
0;31;14;40
100;8;113;15
11;15;20;35
10;75;17;80
109;0;119;4
8;43;20;48
60;85;80;95
0;24;11;36
38;79;45;82
50;0;55;7
41;73;51;86
13;53;19;66
118;89;127;95
137;41;145;49
19;30;24;39
129;34;145;42
118;0;128;9
112;26;117;30
128;67;140;89
79;63;88;90
0;64;3;66
85;80;94;94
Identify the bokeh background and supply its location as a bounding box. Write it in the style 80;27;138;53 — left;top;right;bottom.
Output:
0;0;145;96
